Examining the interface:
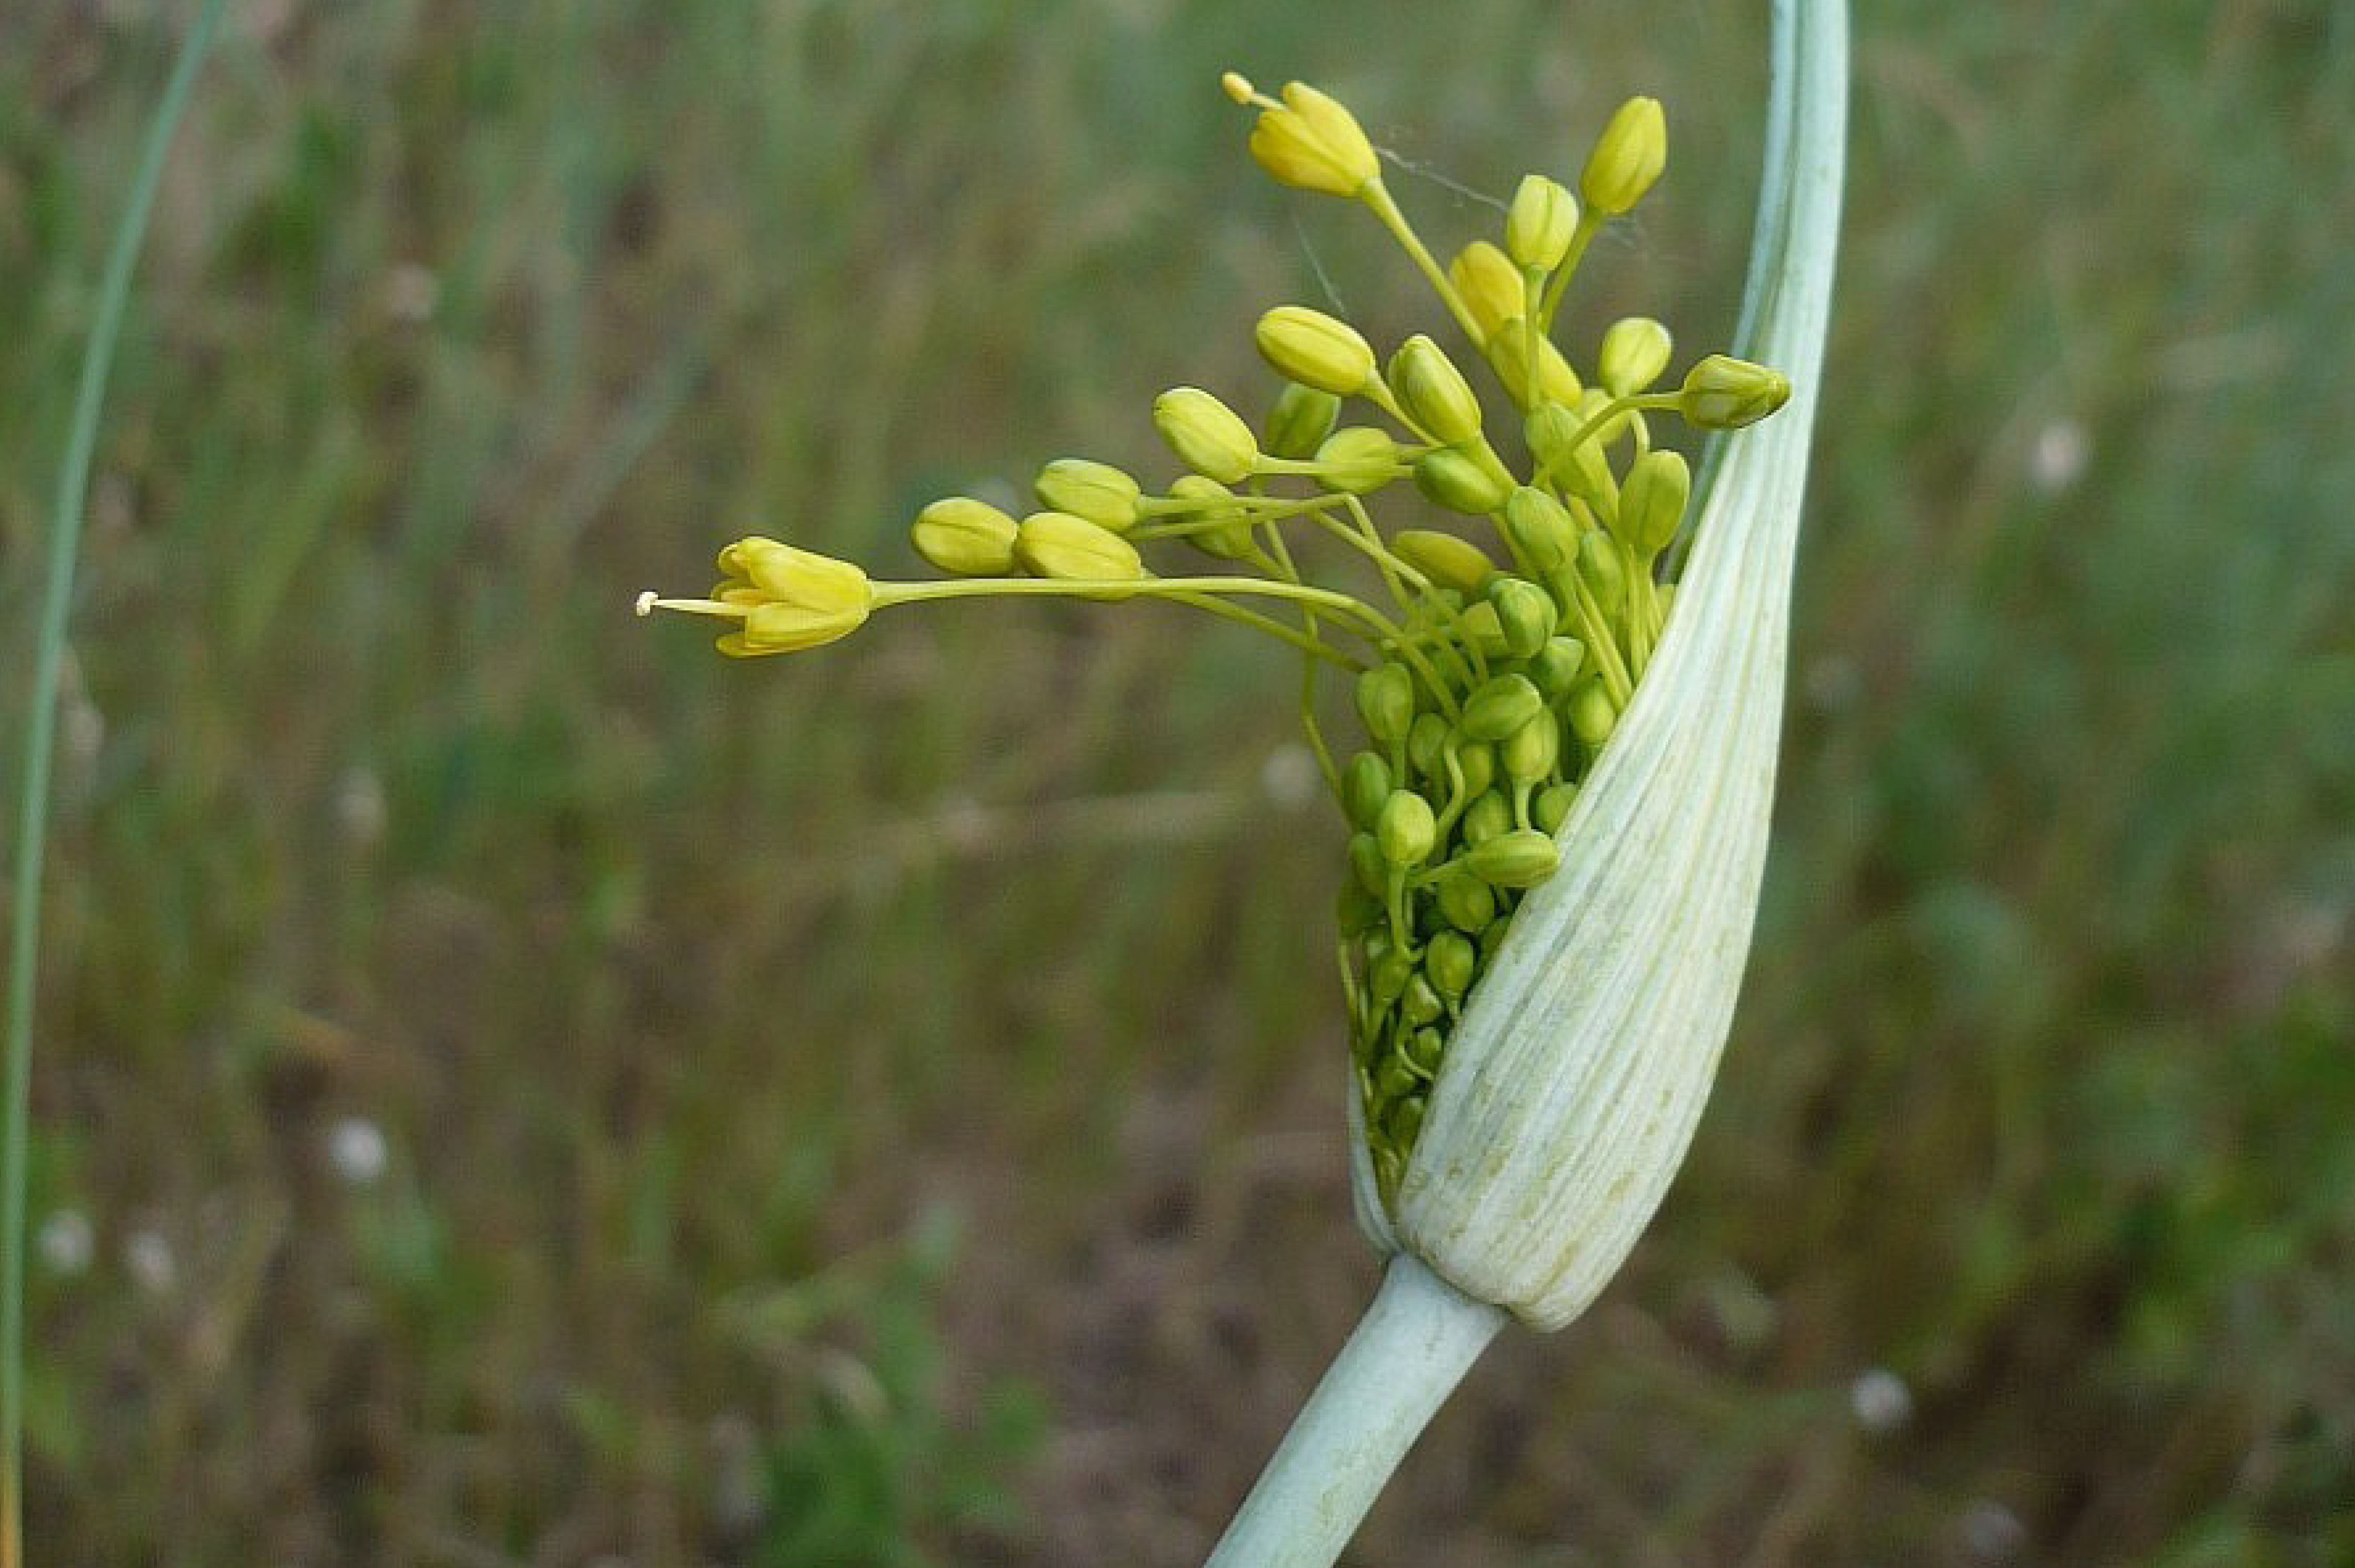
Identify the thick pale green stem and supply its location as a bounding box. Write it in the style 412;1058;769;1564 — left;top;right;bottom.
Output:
1202;1256;1504;1568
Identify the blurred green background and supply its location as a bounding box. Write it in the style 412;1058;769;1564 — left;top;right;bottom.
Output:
5;0;2351;1562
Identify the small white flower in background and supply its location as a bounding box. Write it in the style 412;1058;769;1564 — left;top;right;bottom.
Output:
1960;1498;2029;1562
123;1227;178;1295
1848;1366;1913;1435
1259;743;1320;810
335;766;388;849
38;1209;95;1276
2028;417;2089;496
383;261;440;324
326;1115;390;1186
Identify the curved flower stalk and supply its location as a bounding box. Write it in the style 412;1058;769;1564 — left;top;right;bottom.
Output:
643;0;1843;1558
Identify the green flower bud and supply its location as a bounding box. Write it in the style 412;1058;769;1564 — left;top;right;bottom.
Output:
1256;305;1378;396
1391;529;1494;596
1501;708;1562;784
1425;930;1479;1000
1343;750;1394;832
1034;458;1143;532
1527;636;1588;701
1486;577;1556;658
1153;386;1260;483
1576;529;1625;610
1533;779;1581;834
1406;1026;1446;1075
1580;95;1667;218
1448;241;1527;345
1462;790;1514;847
1165;474;1258;561
1387;335;1485;445
1566;675;1619;746
910;496;1019;576
1406;711;1450;781
1678;354;1793;429
1015;510;1145;583
1482;323;1585;412
1349;831;1389;900
1455;601;1510;663
1369;945;1414;1006
1461;672;1544;742
1597;316;1673;396
1463;827;1561;888
1434;868;1496;934
1376;789;1438;866
1264;381;1342;461
1525;399;1615;507
1504;174;1579;270
1452;739;1497;799
1384;1096;1426;1149
1414;447;1513;516
1615;448;1691;556
1315;425;1404;493
1501;486;1579;574
1336;880;1383;935
1356;663;1417;745
1399;974;1445;1027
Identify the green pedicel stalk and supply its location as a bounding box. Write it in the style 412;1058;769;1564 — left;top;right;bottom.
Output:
641;0;1844;1556
1;6;230;1564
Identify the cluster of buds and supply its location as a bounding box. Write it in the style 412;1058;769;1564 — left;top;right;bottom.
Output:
641;73;1790;1227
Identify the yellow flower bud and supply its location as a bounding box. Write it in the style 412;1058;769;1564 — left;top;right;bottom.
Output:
1241;78;1381;197
1678;354;1793;429
1033;458;1142;532
1481;320;1584;410
1315;426;1403;494
1447;241;1526;345
1375;789;1438;867
1264;381;1341;460
1390;529;1494;595
1413;447;1511;516
1167;474;1258;560
1386;335;1484;446
1256;305;1378;396
1580;95;1668;217
1153;386;1260;483
1597;315;1673;396
1526;399;1617;511
910;497;1019;576
1500;485;1577;573
1504;175;1579;270
1014;510;1145;584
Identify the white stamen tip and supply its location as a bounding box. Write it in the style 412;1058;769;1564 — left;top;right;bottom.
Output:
635;590;658;617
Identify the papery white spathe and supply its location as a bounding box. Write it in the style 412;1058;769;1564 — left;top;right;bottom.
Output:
1353;0;1847;1331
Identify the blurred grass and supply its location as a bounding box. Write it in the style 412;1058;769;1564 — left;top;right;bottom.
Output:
2;0;2350;1563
